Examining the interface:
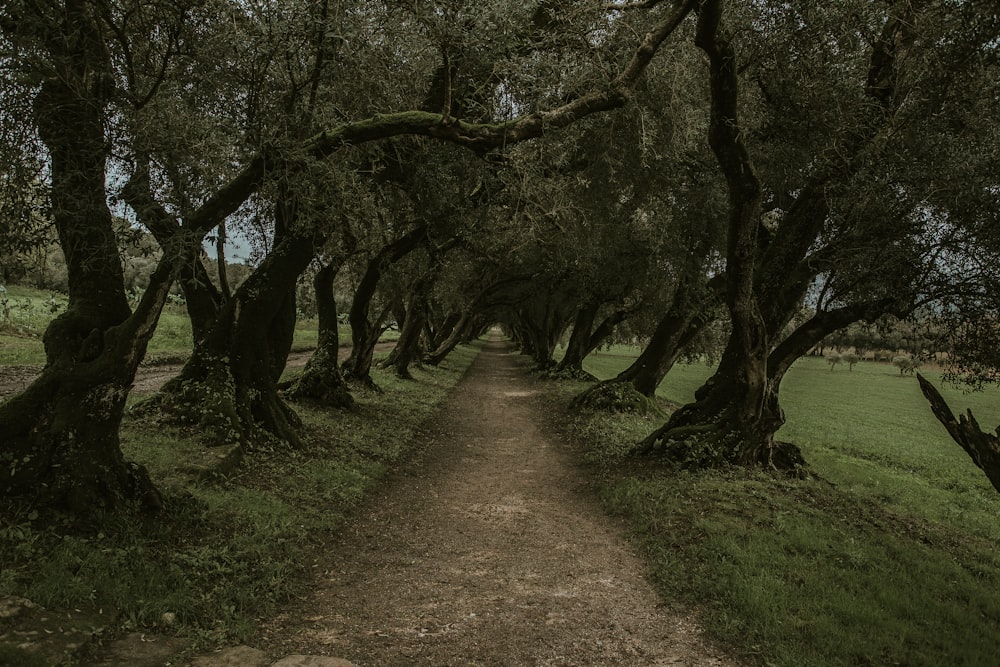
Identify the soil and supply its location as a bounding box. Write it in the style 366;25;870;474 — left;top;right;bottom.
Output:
257;337;737;666
0;344;396;401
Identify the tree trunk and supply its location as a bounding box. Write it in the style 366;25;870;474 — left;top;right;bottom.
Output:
425;311;461;354
0;20;166;513
341;226;428;387
637;5;790;467
523;320;557;369
555;303;599;373
283;262;355;408
615;270;720;395
382;288;428;378
617;310;710;396
425;312;472;366
147;216;320;449
583;306;634;359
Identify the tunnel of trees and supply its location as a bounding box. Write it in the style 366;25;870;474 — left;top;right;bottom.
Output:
1;0;999;515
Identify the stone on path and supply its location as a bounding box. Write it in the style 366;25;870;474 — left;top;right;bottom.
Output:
269;656;358;667
91;632;191;666
188;645;270;666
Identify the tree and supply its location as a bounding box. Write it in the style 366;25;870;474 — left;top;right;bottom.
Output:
892;356;918;377
842;353;860;371
826;353;842;372
639;0;1000;469
0;0;194;511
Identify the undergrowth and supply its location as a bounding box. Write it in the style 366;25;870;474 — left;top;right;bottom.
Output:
0;342;480;653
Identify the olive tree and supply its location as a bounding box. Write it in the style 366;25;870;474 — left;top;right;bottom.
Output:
639;0;1000;470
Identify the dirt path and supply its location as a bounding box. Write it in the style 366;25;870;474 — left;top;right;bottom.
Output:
0;343;396;400
259;336;736;666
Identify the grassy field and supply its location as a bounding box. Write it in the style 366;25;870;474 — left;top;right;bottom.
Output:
0;284;350;366
554;347;1000;666
0;341;482;656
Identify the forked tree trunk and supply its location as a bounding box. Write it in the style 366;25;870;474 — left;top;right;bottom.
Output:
342;226;428;387
0;32;169;512
424;311;461;354
382;288;428;378
148;214;320;449
425;312;472;366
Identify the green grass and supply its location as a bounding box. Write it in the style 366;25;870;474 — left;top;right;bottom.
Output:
0;342;481;650
0;285;67;365
0;283;352;366
553;348;1000;666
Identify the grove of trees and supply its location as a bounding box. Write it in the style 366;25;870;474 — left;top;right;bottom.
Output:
1;0;998;515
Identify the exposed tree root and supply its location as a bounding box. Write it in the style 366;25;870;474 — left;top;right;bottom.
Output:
281;369;357;410
636;420;808;475
570;380;662;416
538;367;599;383
134;369;304;451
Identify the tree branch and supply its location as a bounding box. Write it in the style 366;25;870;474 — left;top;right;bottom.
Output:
184;1;696;243
918;373;1000;494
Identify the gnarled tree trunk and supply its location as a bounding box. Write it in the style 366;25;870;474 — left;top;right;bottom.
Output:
637;4;905;471
634;4;793;467
341;225;428;388
146;197;321;449
282;262;355;408
0;15;169;513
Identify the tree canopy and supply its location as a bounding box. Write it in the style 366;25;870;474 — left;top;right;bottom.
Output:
1;0;999;513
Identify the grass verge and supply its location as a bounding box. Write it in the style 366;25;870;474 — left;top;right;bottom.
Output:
543;350;1000;666
0;342;481;653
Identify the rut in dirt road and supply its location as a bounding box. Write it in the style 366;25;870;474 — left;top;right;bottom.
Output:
261;337;736;667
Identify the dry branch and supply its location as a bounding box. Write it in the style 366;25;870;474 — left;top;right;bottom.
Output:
917;373;1000;493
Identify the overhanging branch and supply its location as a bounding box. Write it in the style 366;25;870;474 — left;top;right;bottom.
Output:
185;1;696;235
